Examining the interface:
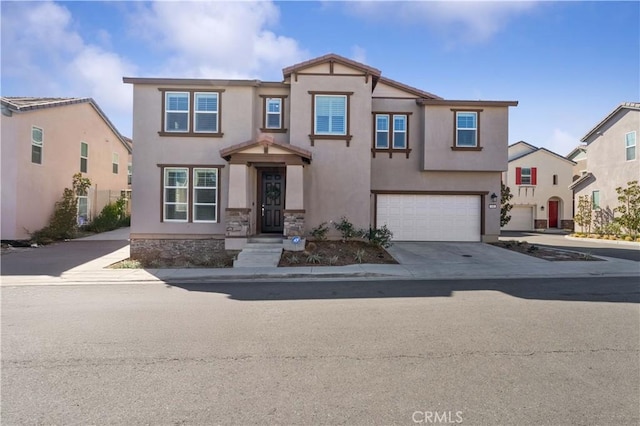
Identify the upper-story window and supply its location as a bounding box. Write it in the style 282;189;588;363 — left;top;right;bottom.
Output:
626;131;636;161
451;109;483;151
31;126;43;164
592;190;600;210
372;113;412;158
553;174;558;185
80;142;88;173
259;96;287;133
112;153;119;174
516;167;537;185
309;91;353;146
160;89;223;137
128;163;132;185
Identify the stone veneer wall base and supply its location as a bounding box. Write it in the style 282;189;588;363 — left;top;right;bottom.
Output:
131;238;226;267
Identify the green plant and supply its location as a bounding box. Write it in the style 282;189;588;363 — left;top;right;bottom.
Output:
334;216;360;241
354;249;365;264
573;195;592;234
328;255;339;265
363;225;393;248
500;183;514;227
306;253;322;264
110;259;141;269
310;222;329;241
614;180;640;238
287;254;300;264
87;197;129;233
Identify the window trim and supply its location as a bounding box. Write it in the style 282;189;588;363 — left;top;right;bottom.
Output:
77;195;89;226
158;88;225;137
192;168;218;223
80;141;88;173
308;91;353;146
193;92;219;134
451;109;483;151
260;95;288;133
159;164;224;223
592;190;600;210
371;112;413;158
626;131;636;161
521;167;532;185
112;152;119;174
31;126;43;164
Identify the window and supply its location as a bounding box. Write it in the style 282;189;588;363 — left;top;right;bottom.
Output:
553;174;558;185
77;196;89;226
193;168;218;222
626;131;636;161
128;163;132;185
266;98;282;129
315;95;346;135
516;167;537;185
455;111;478;147
162;166;220;223
31;126;43;164
80;142;88;173
165;92;189;132
164;168;189;221
160;89;223;136
592;190;600;210
194;93;218;133
373;113;412;158
112;153;119;174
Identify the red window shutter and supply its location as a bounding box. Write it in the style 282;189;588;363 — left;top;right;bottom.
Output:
516;167;522;185
532;167;537;185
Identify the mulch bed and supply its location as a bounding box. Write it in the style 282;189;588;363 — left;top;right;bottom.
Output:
279;240;397;267
490;240;602;261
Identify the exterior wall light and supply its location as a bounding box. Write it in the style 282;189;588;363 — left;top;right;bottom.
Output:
490;193;498;203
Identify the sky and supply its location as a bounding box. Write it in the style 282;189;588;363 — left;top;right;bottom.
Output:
1;0;638;156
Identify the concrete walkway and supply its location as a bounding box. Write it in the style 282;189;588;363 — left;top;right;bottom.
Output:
1;228;638;286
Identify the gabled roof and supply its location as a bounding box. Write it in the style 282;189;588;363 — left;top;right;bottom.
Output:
377;76;442;100
508;144;576;165
220;134;312;163
581;102;640;142
566;144;587;160
282;53;382;79
1;97;131;154
509;140;538;151
568;172;594;190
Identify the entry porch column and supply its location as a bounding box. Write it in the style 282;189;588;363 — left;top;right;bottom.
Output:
284;164;305;237
225;163;251;249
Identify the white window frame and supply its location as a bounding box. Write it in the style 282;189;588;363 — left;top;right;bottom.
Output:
626;131;636;161
455;111;478;147
165;92;190;133
194;92;218;133
392;114;407;149
80;142;88;173
375;114;389;149
128;162;132;185
265;98;282;129
314;95;347;136
192;168;218;223
163;167;189;222
592;190;600;210
77;195;89;226
112;153;119;174
31;126;43;164
521;167;532;185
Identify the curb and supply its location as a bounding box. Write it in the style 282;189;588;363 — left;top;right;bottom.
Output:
565;236;640;247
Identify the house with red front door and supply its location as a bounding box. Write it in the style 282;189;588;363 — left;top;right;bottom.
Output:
124;53;518;263
502;141;575;231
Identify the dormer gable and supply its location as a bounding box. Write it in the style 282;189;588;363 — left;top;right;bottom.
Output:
282;53;381;85
508;140;538;161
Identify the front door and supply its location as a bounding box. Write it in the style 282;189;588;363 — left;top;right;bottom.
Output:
260;170;285;233
548;200;559;228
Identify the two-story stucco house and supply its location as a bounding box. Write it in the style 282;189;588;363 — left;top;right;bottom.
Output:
124;54;517;261
570;102;639;221
1;97;132;240
502;141;576;231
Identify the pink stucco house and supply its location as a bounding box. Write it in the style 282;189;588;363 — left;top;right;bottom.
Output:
1;97;132;240
124;53;518;261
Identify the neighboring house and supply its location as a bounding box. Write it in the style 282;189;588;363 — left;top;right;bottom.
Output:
566;144;587;216
123;53;517;261
570;102;640;226
1;97;132;240
502;141;576;231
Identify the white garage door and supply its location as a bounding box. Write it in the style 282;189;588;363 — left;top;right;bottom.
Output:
502;206;533;231
376;194;481;241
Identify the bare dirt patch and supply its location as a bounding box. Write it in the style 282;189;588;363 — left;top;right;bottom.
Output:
490;240;601;261
279;240;397;267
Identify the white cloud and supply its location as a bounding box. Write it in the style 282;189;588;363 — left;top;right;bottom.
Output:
348;1;538;45
351;45;367;64
133;1;307;79
548;128;580;156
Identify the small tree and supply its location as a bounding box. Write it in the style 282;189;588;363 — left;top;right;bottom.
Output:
573;195;592;234
614;180;640;237
500;183;514;227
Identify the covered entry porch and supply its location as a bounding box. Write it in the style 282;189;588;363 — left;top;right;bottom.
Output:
220;135;312;250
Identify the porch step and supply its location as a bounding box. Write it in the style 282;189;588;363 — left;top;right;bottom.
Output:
233;242;283;268
248;236;285;244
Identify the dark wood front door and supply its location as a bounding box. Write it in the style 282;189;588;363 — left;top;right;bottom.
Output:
548;200;559;228
260;170;285;233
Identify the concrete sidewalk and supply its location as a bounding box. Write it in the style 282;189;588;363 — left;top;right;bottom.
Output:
2;238;638;287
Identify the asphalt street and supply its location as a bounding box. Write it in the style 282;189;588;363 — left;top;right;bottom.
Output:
2;277;639;425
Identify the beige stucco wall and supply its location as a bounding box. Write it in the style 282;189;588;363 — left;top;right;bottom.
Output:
288;74;372;232
575;108;640;215
1;103;130;240
503;150;575;226
423;105;509;172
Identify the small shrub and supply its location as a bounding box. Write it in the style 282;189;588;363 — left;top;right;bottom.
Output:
111;259;141;269
354;249;365;263
306;253;322;264
363;225;393;248
287;254;300;264
310;222;329;241
305;241;317;253
87;197;128;233
334;216;360;241
328;255;339;265
625;236;633;242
